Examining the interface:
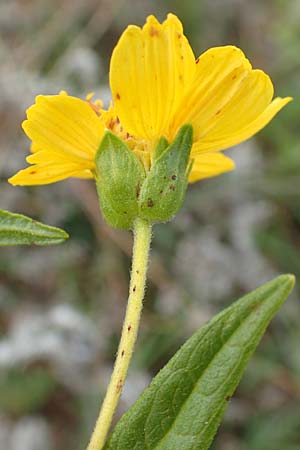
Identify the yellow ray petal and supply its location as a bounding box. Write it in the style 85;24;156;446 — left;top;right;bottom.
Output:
26;150;94;167
170;46;253;140
110;13;195;141
8;162;91;186
9;94;105;186
192;96;292;154
195;69;274;136
170;45;292;151
74;169;94;179
189;151;235;183
22;95;105;162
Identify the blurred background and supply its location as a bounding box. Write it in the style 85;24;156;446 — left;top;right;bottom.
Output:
0;0;300;449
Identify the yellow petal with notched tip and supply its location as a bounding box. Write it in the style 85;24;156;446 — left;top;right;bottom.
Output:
9;94;105;185
192;96;292;154
170;46;291;152
189;151;235;183
170;46;252;140
110;13;195;141
23;95;104;161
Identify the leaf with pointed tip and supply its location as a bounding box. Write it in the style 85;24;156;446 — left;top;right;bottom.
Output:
105;275;295;450
0;209;68;246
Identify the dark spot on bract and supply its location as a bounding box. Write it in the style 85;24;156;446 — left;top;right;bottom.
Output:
147;198;154;208
29;170;37;174
136;183;141;199
195;57;200;64
133;285;136;292
128;325;132;332
121;350;125;357
169;184;175;191
216;109;222;115
171;174;177;180
116;93;121;100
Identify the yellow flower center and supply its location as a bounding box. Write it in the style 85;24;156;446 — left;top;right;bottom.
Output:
91;98;155;172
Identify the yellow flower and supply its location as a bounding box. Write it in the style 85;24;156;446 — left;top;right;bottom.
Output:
9;13;291;186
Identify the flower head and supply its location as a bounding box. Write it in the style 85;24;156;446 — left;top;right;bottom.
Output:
9;13;291;186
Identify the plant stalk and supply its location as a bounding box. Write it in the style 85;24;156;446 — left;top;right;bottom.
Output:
87;217;152;450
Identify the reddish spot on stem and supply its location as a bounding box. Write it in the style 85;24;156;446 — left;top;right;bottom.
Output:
116;378;123;393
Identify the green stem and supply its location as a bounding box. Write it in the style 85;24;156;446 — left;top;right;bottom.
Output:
87;218;152;450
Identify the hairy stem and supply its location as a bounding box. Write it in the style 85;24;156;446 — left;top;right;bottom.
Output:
87;217;152;450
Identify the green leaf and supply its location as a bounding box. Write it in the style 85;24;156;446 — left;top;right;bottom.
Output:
0;209;69;246
95;131;146;229
138;124;193;223
105;274;295;450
